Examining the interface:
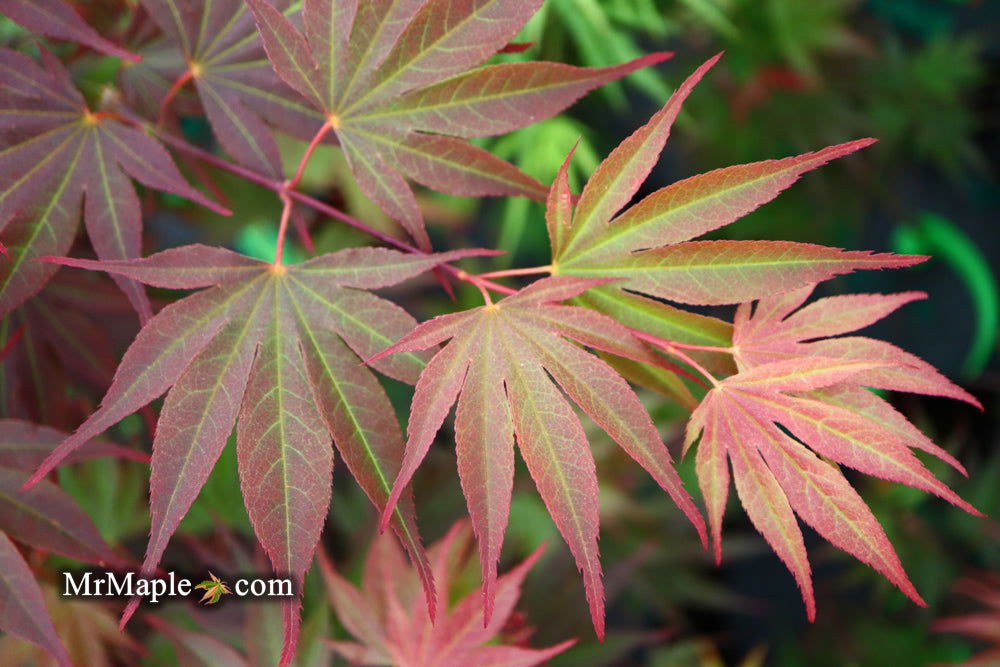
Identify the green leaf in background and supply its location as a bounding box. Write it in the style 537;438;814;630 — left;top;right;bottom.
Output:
535;0;673;106
488;116;600;262
235;221;305;265
892;213;998;377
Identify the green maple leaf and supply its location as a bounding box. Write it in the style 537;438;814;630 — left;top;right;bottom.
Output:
194;572;232;605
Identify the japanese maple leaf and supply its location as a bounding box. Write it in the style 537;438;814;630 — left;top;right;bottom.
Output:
933;571;1000;665
546;53;923;343
0;419;145;667
23;244;486;665
122;0;322;179
1;271;133;430
683;356;982;620
732;282;982;408
0;0;141;61
0;47;226;321
372;275;707;638
246;0;669;248
194;572;233;604
320;520;575;667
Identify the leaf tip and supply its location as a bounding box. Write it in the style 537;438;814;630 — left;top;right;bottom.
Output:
20;468;45;491
119;597;140;630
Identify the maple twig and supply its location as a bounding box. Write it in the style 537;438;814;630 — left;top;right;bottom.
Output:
275;121;333;264
288;120;332;191
629;328;720;387
476;282;494;305
157;67;195;128
154;128;521;294
477;265;553;279
274;193;294;265
456;269;512;302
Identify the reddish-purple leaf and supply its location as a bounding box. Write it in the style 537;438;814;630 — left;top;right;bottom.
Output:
386;131;549;199
812;383;966;475
755;426;924;606
518;324;706;547
1;0;140;61
685;353;979;618
145;615;249;667
727;356;891;393
0;532;70;667
245;0;324;106
381;333;475;537
294;246;499;288
687;392;728;564
39;245;268;289
547;55;920;354
807;336;982;408
134;0;321;177
754;393;980;516
453;321;513;624
726;416;815;620
298;325;434;621
580;139;878;259
732;284;928;369
322;521;574;666
0;48;226;319
24;244;466;662
379;53;672;138
546;141;577;257
244;0;662;246
561;53;722;257
24;279;257;488
568;240;925;306
0;420;147;471
237;285;333;666
122;296;271;628
353;0;545;107
378;277;706;637
0;467;125;567
726;288;974;477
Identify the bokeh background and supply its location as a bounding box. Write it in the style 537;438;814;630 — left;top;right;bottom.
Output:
1;0;998;664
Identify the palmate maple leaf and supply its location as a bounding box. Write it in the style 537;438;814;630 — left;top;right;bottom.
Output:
320;520;575;667
0;48;227;322
680;286;984;619
0;0;141;62
245;0;669;248
731;283;982;411
121;0;323;179
546;53;924;350
2;271;132;430
372;275;708;639
194;572;233;605
22;244;488;665
0;420;145;667
523;50;980;623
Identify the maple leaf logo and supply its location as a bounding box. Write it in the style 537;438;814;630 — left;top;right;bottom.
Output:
194;572;232;605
